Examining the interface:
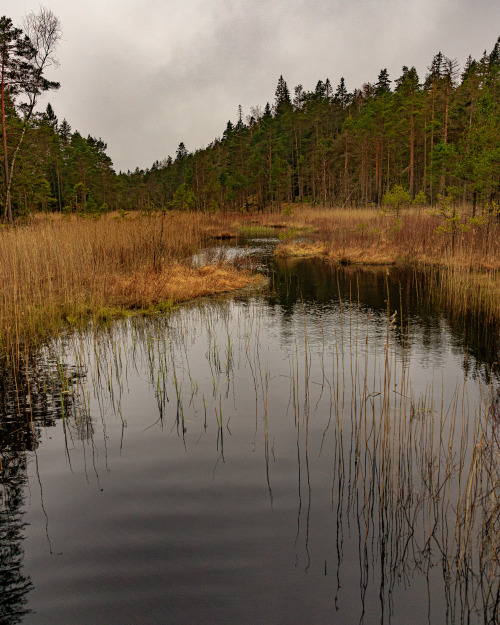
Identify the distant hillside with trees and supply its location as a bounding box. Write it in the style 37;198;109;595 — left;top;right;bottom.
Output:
1;14;499;218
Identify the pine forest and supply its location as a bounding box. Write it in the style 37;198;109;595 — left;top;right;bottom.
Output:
1;18;499;219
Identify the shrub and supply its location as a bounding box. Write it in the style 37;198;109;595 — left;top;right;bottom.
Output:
382;185;412;216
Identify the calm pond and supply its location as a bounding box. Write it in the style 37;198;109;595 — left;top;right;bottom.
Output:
1;237;499;624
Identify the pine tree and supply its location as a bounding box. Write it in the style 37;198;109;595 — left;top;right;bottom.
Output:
176;142;188;160
223;120;235;142
395;66;421;196
44;102;58;129
487;36;500;93
375;69;391;95
315;80;326;98
335;78;350;108
0;16;36;221
488;36;500;67
324;78;333;99
425;52;445;88
0;10;61;221
293;85;304;110
58;119;71;147
235;104;245;132
461;55;477;82
274;75;291;114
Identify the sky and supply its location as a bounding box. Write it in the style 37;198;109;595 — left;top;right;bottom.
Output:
3;0;500;172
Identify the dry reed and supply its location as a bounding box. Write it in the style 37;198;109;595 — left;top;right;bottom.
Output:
0;211;262;370
1;204;498;371
271;205;500;321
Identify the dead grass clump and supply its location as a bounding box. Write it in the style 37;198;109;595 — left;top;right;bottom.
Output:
113;264;261;308
274;241;328;258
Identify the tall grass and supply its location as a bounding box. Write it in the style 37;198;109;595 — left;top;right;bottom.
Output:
271;205;500;321
273;205;499;268
0;211;260;371
1;205;498;372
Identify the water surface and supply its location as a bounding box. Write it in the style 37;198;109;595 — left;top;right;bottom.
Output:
1;239;498;624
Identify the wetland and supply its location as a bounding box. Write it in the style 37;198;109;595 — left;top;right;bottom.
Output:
1;235;499;625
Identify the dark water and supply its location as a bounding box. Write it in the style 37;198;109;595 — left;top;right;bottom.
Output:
1;239;499;625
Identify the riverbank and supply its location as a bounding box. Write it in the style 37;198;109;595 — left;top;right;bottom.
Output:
0;212;263;370
269;205;500;323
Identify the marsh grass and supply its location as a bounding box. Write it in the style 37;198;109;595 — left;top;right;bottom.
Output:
0;211;262;371
272;205;499;269
271;205;500;321
1;204;498;374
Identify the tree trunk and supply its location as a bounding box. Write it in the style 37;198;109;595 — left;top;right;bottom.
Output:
1;49;12;223
409;101;415;197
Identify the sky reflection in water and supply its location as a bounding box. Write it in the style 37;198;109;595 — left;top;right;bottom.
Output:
1;245;499;625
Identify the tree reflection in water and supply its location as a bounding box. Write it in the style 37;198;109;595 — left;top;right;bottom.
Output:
0;257;498;624
0;358;90;624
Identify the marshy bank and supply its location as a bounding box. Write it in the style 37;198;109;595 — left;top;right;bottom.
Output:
271;205;500;324
0;211;266;372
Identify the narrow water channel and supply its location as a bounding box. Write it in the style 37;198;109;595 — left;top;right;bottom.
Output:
1;237;498;624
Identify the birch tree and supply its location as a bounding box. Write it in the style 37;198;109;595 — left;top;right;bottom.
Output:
0;8;61;222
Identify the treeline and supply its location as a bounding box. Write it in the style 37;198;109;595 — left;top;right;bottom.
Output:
1;23;499;217
2;104;118;214
138;40;500;213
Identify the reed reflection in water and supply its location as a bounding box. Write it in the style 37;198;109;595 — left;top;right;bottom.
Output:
8;276;497;625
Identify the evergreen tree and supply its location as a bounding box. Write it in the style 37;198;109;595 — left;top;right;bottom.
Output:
375;69;391;95
0;10;61;222
58;119;71;147
425;52;445;88
394;67;421;196
315;80;326;98
43;103;58;129
324;78;333;99
293;85;304;109
461;55;478;82
335;78;350;108
274;75;291;114
488;36;500;67
487;36;500;93
235;104;245;132
0;16;36;221
222;121;234;141
176;142;188;160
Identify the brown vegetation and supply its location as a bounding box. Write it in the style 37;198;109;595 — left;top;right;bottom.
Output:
271;205;500;321
272;206;498;268
0;211;262;368
1;205;498;371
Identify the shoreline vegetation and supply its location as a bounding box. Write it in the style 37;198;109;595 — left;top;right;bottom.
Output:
1;204;498;375
272;205;499;328
0;211;265;371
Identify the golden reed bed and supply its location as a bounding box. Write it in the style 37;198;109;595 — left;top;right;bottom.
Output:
0;212;261;368
0;205;498;370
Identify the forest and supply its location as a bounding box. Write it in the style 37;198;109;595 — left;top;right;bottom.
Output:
1;12;499;220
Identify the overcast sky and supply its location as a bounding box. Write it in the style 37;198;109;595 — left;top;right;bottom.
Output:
4;0;500;172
